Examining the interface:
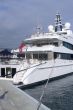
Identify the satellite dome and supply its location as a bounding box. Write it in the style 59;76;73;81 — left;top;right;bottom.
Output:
48;25;54;32
65;22;71;30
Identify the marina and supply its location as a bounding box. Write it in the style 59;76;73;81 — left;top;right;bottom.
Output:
1;13;73;89
0;0;73;110
0;13;73;110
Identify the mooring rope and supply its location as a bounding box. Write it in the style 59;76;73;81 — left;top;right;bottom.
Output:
37;60;55;110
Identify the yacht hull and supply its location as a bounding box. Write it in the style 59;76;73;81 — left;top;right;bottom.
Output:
21;60;73;87
19;72;73;89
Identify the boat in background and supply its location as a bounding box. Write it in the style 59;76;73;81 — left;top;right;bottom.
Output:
0;48;24;80
13;13;73;87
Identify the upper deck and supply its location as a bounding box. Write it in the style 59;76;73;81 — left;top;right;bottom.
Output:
24;13;73;46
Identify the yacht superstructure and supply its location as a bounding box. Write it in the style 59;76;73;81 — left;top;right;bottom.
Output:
13;13;73;86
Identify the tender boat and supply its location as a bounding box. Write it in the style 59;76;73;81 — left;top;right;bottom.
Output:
13;13;73;86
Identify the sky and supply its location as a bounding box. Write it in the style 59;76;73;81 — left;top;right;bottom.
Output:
0;0;73;48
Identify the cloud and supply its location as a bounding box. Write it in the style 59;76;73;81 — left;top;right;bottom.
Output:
0;0;73;48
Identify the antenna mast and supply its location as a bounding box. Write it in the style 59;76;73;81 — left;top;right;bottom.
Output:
55;13;63;32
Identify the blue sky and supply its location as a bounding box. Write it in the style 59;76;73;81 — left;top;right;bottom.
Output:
0;0;73;48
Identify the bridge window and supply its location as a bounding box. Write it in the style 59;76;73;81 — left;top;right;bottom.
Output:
39;53;48;60
33;53;48;60
63;41;73;50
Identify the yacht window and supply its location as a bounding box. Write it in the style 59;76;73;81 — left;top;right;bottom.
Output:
61;53;73;60
33;53;48;60
26;53;31;59
33;41;59;47
17;53;25;58
36;43;49;47
71;54;73;59
63;41;73;50
39;53;48;60
33;53;38;59
54;52;73;60
53;42;58;46
54;53;61;59
54;53;57;59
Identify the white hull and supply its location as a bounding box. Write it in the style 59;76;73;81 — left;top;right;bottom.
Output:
21;59;73;86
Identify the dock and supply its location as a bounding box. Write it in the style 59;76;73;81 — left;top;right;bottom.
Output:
0;79;50;110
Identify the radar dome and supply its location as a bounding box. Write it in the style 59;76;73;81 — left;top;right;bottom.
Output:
48;25;54;32
65;22;71;30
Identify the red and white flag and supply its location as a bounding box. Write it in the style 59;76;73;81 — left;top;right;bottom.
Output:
19;42;25;53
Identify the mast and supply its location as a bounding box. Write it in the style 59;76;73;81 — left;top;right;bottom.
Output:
55;13;63;32
36;26;41;34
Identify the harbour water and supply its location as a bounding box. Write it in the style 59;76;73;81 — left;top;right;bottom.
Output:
22;75;73;110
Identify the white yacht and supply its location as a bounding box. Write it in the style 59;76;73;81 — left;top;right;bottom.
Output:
13;13;73;86
0;59;21;80
0;49;24;80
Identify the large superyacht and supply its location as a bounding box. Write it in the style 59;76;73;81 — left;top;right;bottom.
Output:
13;13;73;86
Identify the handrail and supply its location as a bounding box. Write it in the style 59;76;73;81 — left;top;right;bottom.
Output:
4;61;47;77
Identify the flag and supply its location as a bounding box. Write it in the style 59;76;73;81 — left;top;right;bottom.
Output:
19;42;25;53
